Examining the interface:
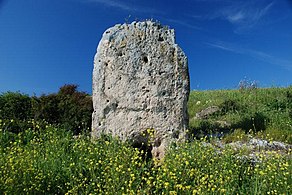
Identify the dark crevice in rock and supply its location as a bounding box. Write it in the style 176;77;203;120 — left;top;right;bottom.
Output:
143;56;148;63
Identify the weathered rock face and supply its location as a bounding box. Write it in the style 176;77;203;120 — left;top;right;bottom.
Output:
92;21;189;158
195;106;220;119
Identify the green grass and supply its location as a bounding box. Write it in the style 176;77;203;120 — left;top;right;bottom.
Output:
188;87;292;144
0;120;291;194
0;86;292;194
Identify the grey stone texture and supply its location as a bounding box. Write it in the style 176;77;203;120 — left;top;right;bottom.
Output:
195;106;220;119
92;21;189;158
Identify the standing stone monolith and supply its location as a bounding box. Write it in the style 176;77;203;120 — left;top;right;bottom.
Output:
92;21;189;159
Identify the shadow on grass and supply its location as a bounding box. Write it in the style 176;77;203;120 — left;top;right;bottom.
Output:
189;112;269;140
233;112;269;133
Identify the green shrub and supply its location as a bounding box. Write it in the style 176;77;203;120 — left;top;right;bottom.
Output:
0;92;32;120
32;94;60;124
32;84;93;134
0;85;92;135
57;84;93;134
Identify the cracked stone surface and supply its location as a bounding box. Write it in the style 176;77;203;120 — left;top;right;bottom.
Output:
92;21;189;157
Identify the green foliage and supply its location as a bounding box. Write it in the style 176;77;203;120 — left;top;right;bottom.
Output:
221;128;249;143
235;111;269;133
219;98;242;114
56;84;93;134
189;119;223;139
0;121;291;194
32;94;60;124
0;92;32;120
0;84;93;135
0;121;151;194
159;142;291;194
286;87;292;119
188;87;292;143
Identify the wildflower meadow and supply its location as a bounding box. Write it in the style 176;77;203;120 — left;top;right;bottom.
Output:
0;119;291;194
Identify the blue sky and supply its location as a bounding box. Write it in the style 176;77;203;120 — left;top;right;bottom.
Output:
0;0;292;95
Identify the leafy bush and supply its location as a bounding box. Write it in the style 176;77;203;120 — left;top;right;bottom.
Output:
32;84;93;134
0;92;32;120
0;85;93;135
57;84;93;134
32;94;60;124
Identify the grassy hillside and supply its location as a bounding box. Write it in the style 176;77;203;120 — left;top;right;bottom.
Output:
188;87;292;143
